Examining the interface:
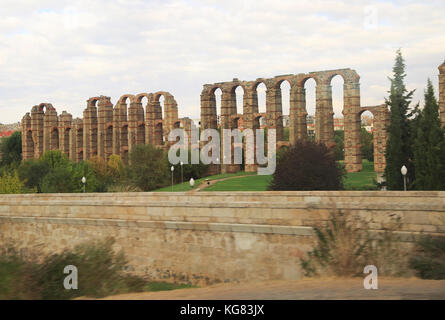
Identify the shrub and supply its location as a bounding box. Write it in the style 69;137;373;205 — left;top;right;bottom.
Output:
0;171;25;194
409;236;445;279
300;210;410;277
0;131;22;168
18;159;49;192
268;139;345;191
0;238;147;299
127;144;169;191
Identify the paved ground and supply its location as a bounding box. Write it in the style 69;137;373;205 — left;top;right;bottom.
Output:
191;175;251;192
99;278;445;300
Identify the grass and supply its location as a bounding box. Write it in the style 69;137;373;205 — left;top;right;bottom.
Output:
205;174;272;191
153;171;256;192
342;160;377;190
154;160;377;192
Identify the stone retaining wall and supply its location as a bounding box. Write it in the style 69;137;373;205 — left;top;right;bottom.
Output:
0;191;444;284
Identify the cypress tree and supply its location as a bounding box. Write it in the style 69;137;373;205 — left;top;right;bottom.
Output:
413;79;445;190
384;49;415;190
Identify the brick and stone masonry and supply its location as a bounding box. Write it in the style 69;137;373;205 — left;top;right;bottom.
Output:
20;62;445;172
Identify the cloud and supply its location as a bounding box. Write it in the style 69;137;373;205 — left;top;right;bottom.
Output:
0;0;444;124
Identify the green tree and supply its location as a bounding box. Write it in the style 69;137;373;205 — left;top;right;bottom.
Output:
0;171;25;194
384;49;415;190
127;144;169;191
412;79;445;190
361;128;374;162
333;130;344;161
18;159;50;193
0;131;22;168
268;140;345;191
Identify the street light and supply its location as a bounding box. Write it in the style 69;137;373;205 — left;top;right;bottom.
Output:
81;176;86;193
189;178;195;189
180;161;184;191
170;166;174;192
401;165;407;191
216;157;220;175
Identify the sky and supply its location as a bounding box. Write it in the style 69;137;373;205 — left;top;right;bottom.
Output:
0;0;444;124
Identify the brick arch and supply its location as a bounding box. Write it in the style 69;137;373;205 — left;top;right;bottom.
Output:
152;91;173;102
37;103;55;113
271;76;295;90
87;97;101;108
135;93;153;104
118;94;135;105
296;74;319;88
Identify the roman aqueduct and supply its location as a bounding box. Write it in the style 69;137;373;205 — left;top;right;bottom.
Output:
20;62;445;173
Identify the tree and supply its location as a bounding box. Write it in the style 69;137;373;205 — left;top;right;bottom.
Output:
384;49;415;190
333;130;344;161
268;140;345;191
413;79;445;190
127;144;169;191
361;128;374;162
0;171;25;194
18;159;50;193
0;131;22;168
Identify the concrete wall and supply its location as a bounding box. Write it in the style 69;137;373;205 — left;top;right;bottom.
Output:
0;191;444;285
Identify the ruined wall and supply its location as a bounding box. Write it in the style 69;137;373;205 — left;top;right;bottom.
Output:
0;191;444;285
21;93;179;163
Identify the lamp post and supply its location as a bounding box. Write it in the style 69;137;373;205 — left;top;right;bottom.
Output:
216;157;220;175
170;166;174;192
180;161;184;191
81;176;86;193
401;165;407;191
189;178;195;189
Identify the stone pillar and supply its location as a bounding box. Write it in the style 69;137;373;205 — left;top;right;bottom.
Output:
72;118;83;163
58;111;72;158
373;104;390;173
315;84;334;146
112;106;120;156
243;86;257;172
21;113;33;161
97;96;113;160
343;81;361;172
31;106;44;158
266;86;283;142
44;106;58;151
129;101;145;148
290;86;307;144
220;88;239;173
83;98;98;160
439;61;445;127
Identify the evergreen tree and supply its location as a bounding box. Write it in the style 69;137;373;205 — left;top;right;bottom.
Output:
413;79;445;190
384;49;415;190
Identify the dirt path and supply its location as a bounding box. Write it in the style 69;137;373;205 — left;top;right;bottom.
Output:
190;175;251;192
99;278;445;300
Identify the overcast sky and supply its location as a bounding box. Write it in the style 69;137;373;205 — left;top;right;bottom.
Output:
0;0;444;124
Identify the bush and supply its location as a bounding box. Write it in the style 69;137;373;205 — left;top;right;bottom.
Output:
0;171;25;194
409;236;445;279
18;159;49;192
0;131;22;168
127;144;169;191
300;210;410;277
0;238;147;299
268;140;345;191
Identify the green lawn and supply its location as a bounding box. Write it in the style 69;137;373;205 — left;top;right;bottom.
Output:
154;161;377;192
343;160;377;190
153;171;256;192
204;174;273;191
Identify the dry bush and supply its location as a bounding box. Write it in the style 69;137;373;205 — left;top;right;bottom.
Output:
300;210;412;277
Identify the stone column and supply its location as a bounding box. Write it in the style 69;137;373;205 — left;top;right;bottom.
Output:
343;81;361;172
97;97;113;160
266;86;283;142
21;113;32;160
315;84;334;146
83;99;98;160
200;88;218;175
221;89;239;173
290;86;307;144
44;107;58;151
31;106;44;158
243;86;257;172
373;104;390;173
